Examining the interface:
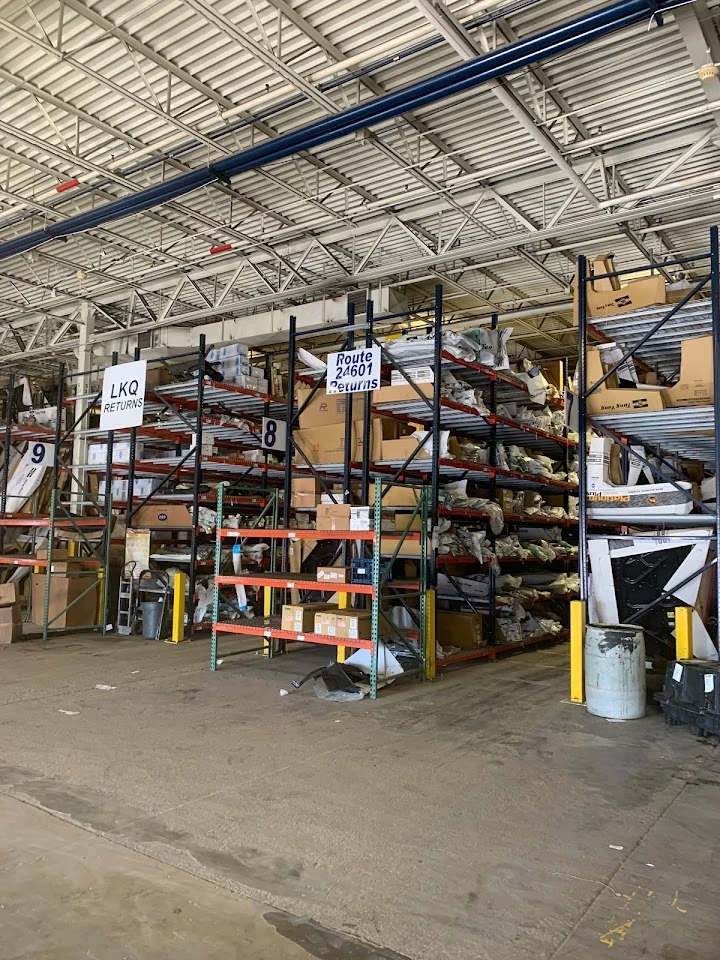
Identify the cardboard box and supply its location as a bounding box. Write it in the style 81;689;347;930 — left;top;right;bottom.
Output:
585;271;666;319
381;437;430;461
281;602;333;633
373;382;434;405
349;506;371;531
132;504;194;528
437;610;486;649
586;349;666;415
0;582;19;605
317;566;350;583
145;366;174;388
0;602;21;623
0;621;22;644
380;536;425;558
291;477;320;509
316;504;351;531
294;419;382;465
31;573;98;629
665;336;713;408
314;610;339;637
394;514;422;532
381;486;421;507
335;608;372;641
390;366;434;385
296;386;349;428
540;360;564;392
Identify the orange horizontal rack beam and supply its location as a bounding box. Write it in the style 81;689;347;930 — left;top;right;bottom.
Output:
218;527;422;542
437;630;568;667
216;572;421;595
213;620;373;650
0;556;48;567
0;515;107;528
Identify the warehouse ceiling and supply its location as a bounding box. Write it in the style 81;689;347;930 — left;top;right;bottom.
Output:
1;0;720;372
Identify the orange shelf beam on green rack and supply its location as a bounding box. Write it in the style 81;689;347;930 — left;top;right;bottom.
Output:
213;620;374;650
0;515;107;528
0;556;48;567
217;528;422;542
216;572;421;595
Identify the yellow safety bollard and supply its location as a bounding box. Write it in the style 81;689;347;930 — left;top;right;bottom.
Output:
336;590;348;663
263;584;272;656
570;600;586;703
675;606;693;660
96;568;104;626
425;589;436;680
169;571;187;643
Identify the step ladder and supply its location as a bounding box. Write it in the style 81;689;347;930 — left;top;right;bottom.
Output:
117;561;138;635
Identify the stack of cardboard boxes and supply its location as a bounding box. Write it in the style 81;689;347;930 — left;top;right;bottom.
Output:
577;254;712;416
31;551;98;630
585;337;713;416
0;583;21;644
206;343;269;393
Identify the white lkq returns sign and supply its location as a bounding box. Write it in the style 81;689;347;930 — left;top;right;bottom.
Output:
99;359;148;430
326;346;381;394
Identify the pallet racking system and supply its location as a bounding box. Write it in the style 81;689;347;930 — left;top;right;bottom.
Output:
211;478;428;699
0;344;287;639
575;226;720;652
209;285;576;691
0;367;113;639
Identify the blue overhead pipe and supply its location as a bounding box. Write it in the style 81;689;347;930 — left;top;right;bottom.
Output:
0;0;670;263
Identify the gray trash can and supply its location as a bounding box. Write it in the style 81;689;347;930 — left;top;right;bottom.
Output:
141;600;163;640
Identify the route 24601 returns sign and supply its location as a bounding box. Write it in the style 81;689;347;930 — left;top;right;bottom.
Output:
326;346;381;394
99;359;148;430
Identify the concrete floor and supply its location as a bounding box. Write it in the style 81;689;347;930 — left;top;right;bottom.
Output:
0;637;718;960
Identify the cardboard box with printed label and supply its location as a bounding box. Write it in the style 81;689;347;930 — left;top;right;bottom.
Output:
296;386;349;428
281;602;334;633
132;505;194;528
335;608;372;641
580;257;666;319
314;610;339;637
586;348;666;415
437;610;486;649
294;419;382;465
390;366;434;385
665;336;713;408
31;573;98;629
317;566;351;583
316;504;351;531
349;506;371;531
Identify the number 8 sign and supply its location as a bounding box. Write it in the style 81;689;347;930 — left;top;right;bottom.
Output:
261;417;287;452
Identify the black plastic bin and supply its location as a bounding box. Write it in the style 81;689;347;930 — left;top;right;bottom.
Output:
655;659;720;736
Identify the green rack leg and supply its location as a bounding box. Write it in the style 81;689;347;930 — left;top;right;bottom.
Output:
370;478;381;699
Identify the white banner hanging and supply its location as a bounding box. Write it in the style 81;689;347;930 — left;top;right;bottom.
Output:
99;359;147;431
5;441;54;514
